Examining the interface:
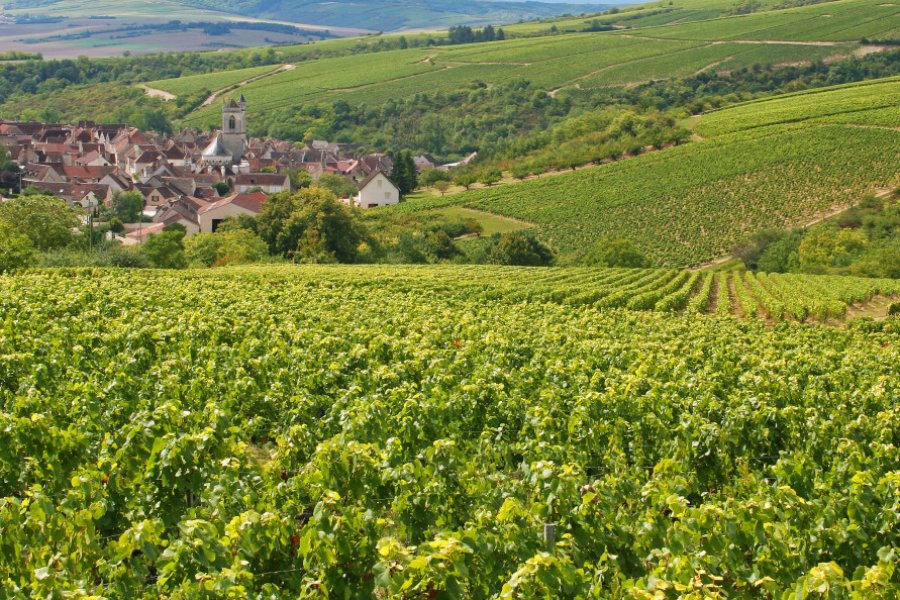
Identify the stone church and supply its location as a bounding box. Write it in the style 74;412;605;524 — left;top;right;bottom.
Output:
201;96;247;166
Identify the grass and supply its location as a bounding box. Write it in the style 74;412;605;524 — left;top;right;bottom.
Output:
143;64;285;98
430;207;532;235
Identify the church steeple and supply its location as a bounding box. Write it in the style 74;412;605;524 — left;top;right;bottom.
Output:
221;97;247;164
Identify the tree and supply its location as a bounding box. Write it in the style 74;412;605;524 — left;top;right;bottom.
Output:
478;167;502;187
0;194;79;250
434;181;451;196
484;231;554;266
452;170;477;190
418;168;449;189
0;221;35;272
422;230;460;262
509;164;531;180
186;229;268;267
216;213;258;234
390;151;417;196
112;190;145;222
108;217;125;234
797;227;868;273
757;231;803;273
286;169;313;192
141;226;187;269
317;173;358;199
733;228;787;270
212;181;231;197
256;187;364;262
584;238;649;268
0;147;20;193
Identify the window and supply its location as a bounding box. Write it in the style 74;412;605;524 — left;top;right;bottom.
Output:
377;179;382;187
384;192;391;200
228;116;236;131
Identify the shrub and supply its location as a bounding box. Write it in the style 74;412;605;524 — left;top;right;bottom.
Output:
0;221;35;272
584;238;649;268
186;230;269;267
141;228;187;269
484;231;554;266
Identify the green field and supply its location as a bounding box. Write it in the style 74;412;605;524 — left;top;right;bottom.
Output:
694;75;900;135
148;0;896;129
2;265;898;596
372;75;900;266
143;64;285;98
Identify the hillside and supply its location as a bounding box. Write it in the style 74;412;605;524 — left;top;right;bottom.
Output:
374;76;900;266
1;0;607;36
3;265;899;595
178;0;608;31
144;0;897;134
0;0;359;59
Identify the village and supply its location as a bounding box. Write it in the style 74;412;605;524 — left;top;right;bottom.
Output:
0;97;471;244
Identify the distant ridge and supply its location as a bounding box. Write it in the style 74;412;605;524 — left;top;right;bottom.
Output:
4;0;611;31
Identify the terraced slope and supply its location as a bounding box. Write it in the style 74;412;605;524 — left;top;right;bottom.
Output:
2;265;898;595
380;76;900;266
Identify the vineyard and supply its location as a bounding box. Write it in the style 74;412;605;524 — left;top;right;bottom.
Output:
1;265;898;597
374;73;900;267
383;121;899;266
152;0;897;128
693;76;900;137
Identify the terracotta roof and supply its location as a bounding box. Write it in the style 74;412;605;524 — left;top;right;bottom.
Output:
198;191;266;215
32;182;108;202
234;173;287;187
62;165;114;181
356;169;398;191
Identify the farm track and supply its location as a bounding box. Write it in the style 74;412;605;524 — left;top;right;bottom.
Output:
140;85;176;101
201;64;295;106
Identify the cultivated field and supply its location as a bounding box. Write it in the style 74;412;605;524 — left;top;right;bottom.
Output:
2;265;898;596
378;76;900;266
150;0;896;128
0;0;364;58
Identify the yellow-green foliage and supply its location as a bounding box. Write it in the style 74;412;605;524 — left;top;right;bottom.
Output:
1;265;898;595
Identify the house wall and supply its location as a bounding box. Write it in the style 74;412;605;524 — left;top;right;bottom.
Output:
355;173;399;209
235;182;286;194
198;202;258;234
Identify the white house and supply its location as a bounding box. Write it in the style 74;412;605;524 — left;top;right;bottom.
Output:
354;170;400;209
196;191;266;233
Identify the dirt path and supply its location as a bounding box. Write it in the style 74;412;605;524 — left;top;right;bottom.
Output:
727;273;743;319
843;294;900;322
707;273;721;314
141;85;176;101
330;65;452;93
725;39;843;47
201;63;295;107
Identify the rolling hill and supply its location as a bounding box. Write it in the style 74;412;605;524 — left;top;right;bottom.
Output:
148;0;897;132
373;75;900;266
2;0;609;34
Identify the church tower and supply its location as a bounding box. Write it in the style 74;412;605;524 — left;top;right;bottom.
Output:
220;95;247;163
